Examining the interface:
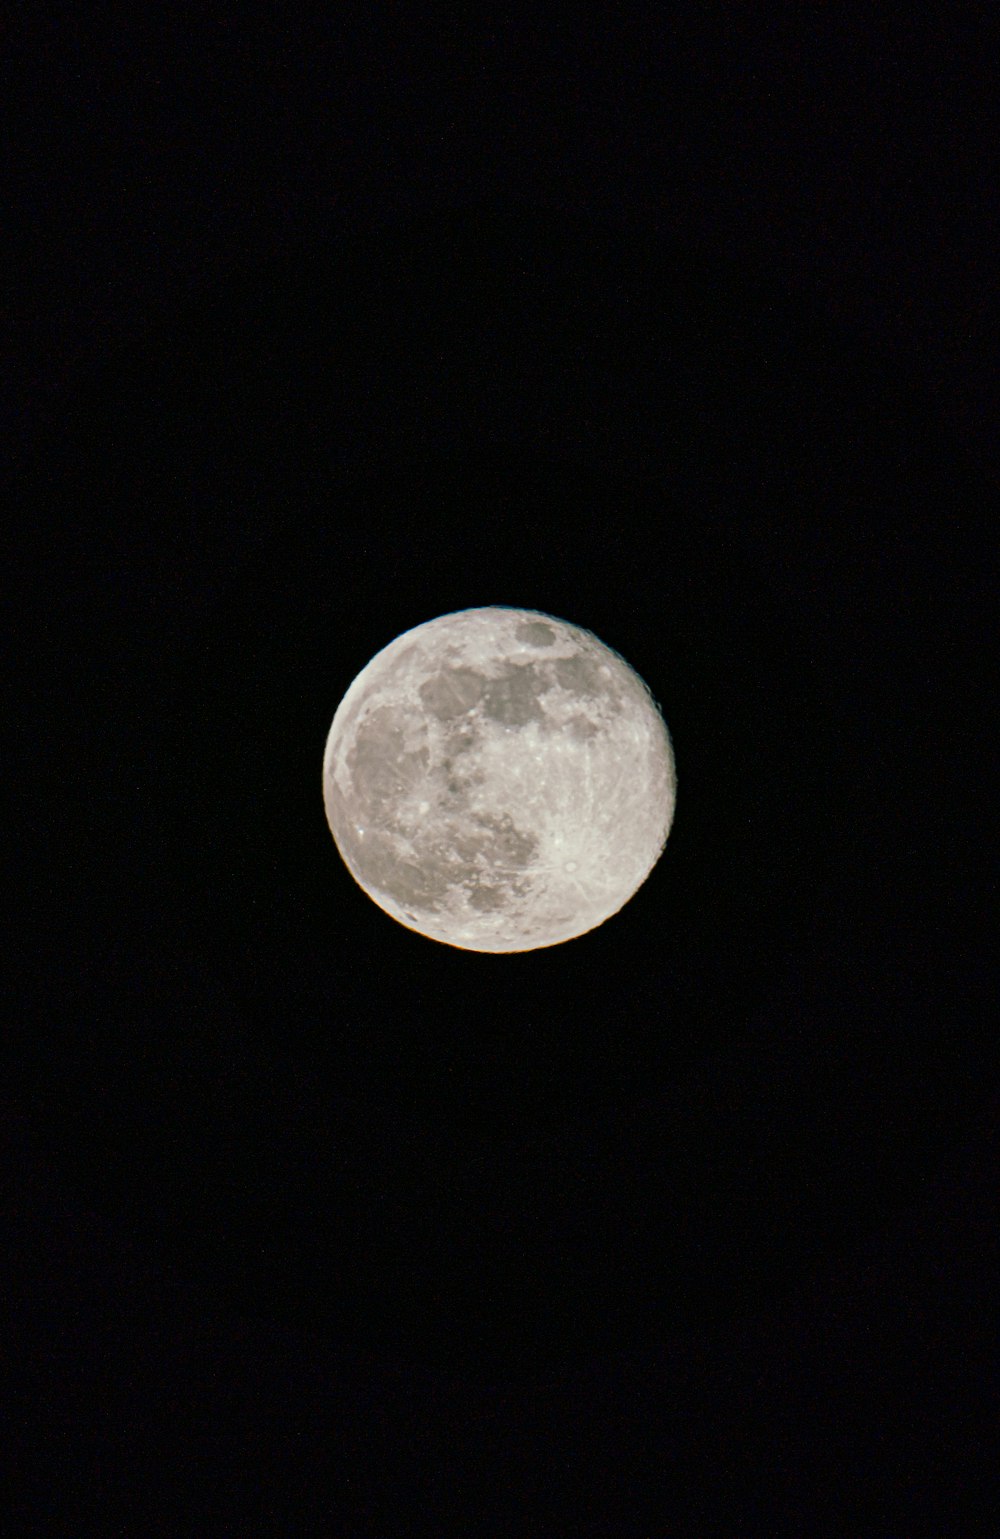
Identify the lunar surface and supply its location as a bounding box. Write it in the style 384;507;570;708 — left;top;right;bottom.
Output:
322;607;677;952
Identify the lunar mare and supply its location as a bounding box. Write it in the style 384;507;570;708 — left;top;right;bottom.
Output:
322;607;677;952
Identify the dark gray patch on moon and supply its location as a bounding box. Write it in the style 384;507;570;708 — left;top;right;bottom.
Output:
346;705;429;812
418;667;485;720
324;776;449;915
328;693;540;919
376;802;538;920
442;824;489;865
567;714;600;742
470;809;539;868
481;663;549;728
514;620;556;647
430;809;537;878
449;722;479;755
467;884;509;912
408;808;537;920
438;735;486;806
447;809;539;915
365;841;454;912
553;652;616;701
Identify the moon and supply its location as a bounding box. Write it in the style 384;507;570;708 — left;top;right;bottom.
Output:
322;607;677;952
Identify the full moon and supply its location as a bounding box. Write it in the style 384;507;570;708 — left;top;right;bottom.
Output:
322;607;677;952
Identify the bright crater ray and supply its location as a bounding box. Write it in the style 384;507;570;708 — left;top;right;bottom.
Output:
322;606;677;952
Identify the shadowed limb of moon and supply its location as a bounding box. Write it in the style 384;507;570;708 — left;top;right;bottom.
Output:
323;606;677;952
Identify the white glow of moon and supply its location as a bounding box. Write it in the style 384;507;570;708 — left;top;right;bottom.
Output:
322;607;677;952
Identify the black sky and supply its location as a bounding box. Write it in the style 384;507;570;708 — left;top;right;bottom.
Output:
7;9;995;1533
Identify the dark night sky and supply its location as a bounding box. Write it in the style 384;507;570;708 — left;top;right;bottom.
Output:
7;9;995;1533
